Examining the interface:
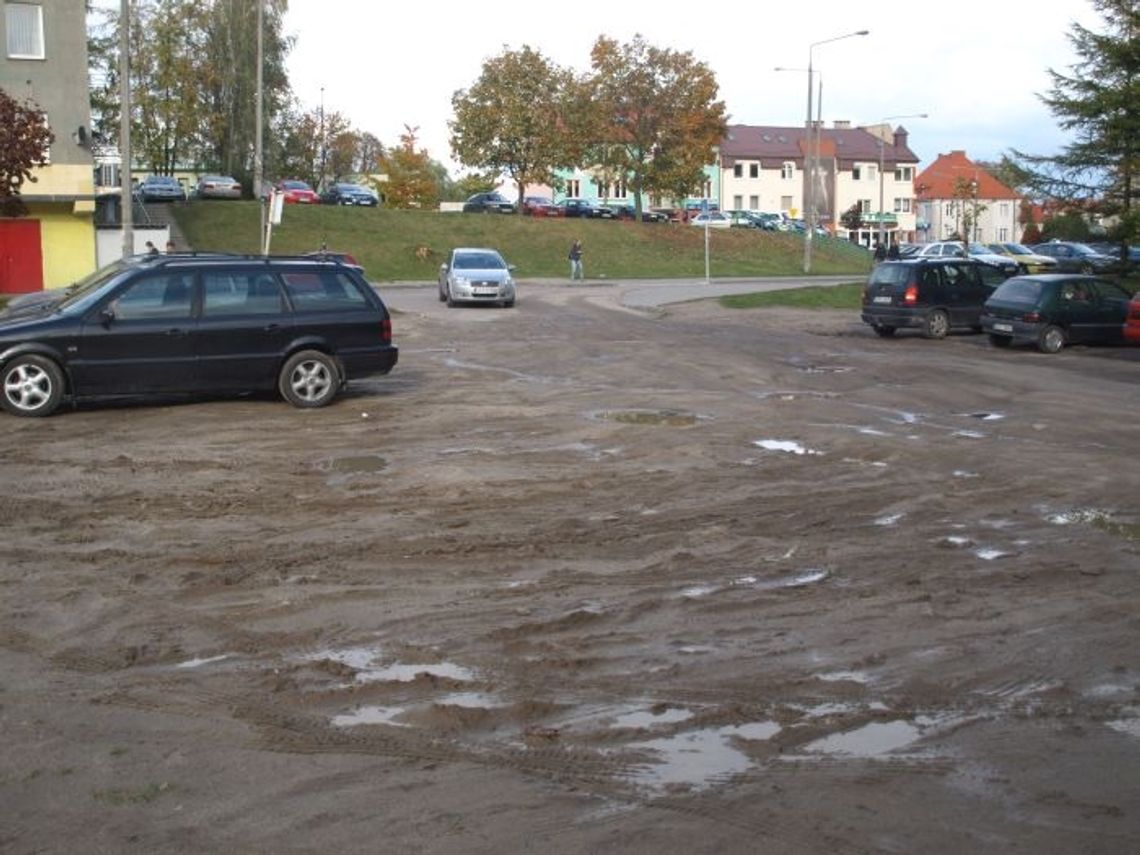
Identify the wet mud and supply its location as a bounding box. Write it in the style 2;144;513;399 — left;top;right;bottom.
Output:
1;284;1137;853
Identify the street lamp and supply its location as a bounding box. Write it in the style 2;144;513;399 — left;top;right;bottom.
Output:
803;30;869;273
876;113;927;252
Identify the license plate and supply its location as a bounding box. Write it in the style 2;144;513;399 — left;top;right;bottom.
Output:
873;295;893;304
473;288;498;296
993;323;1013;332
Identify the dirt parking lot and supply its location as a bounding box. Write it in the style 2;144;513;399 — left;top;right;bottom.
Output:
2;280;1137;854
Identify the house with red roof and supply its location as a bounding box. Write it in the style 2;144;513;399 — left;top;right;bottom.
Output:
716;121;922;246
914;151;1021;244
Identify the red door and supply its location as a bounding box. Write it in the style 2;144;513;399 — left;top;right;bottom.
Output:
0;219;44;294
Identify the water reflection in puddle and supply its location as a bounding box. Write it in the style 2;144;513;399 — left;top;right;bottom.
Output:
611;707;694;729
175;654;231;669
875;512;904;526
803;720;921;756
974;548;1009;561
816;670;871;684
332;705;408;727
305;645;476;685
626;722;781;791
1107;718;1140;739
753;439;822;455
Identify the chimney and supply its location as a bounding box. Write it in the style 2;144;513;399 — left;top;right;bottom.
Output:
893;127;909;150
833;120;851;129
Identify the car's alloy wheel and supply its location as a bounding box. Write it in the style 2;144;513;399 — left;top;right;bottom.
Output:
278;350;340;407
924;309;950;339
1038;324;1066;354
1;354;65;417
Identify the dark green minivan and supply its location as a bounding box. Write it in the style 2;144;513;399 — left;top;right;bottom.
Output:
980;274;1133;353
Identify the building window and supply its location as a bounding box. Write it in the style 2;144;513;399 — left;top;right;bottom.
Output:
749;195;758;209
781;162;794;180
852;165;862;181
733;163;742;178
894;166;913;181
860;199;871;213
566;179;580;197
6;3;44;59
894;198;911;213
749;163;758;178
868;164;877;182
780;195;792;212
612;181;627;200
998;227;1009;241
733;195;743;209
999;202;1009;216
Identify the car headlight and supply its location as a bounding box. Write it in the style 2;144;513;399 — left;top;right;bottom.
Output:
455;276;471;288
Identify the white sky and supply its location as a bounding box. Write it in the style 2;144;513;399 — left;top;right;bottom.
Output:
286;1;1097;174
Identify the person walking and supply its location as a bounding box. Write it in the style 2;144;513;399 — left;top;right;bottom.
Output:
568;238;583;280
873;241;887;264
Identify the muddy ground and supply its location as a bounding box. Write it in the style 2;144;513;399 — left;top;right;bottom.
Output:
2;280;1138;854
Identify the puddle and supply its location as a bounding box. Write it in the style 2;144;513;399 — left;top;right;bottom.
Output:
974;548;1009;561
874;513;904;526
680;584;719;599
953;430;986;439
953;470;979;478
962;412;1005;421
796;365;852;374
676;645;715;655
611;707;695;729
803;720;921;756
595;409;703;427
332;705;409;727
304;645;476;685
1047;508;1139;543
753;439;822;455
940;535;973;547
755;569;829;589
434;692;504;708
1107;718;1140;739
797;701;891;718
754;390;839;401
175;654;230;669
625;721;781;792
314;454;387;484
816;670;871;684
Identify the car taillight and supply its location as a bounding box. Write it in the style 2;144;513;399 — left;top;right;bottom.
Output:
380;317;392;344
1022;311;1041;323
903;285;918;305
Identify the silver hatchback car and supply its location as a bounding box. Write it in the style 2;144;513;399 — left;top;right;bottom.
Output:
438;247;516;308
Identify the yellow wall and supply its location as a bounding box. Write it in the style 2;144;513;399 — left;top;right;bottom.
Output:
26;203;97;288
31;164;95;197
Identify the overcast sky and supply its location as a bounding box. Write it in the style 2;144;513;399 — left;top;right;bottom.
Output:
284;1;1098;174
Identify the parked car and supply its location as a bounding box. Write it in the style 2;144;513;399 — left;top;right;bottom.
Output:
985;242;1059;273
861;257;1010;339
438;247;516;308
1030;241;1123;274
136;175;186;203
689;212;732;229
275;179;320;204
1085;242;1140;268
462;192;516;214
553;198;601;218
608;204;668;223
725;210;765;229
321;182;379;206
522;196;560;217
1125;290;1140;344
195;174;243;199
981;274;1133;353
0;253;398;417
914;241;1019;276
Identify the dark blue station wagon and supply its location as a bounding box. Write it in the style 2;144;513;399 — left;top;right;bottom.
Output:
0;253;398;416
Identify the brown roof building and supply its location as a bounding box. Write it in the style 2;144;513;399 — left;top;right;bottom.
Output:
915;151;1021;244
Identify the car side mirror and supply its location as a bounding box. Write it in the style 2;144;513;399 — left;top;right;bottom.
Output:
440;263;449;273
508;264;517;272
99;307;115;326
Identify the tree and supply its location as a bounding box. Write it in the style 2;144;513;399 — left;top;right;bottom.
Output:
450;46;578;211
380;126;438;209
588;35;727;217
1014;0;1140;254
840;202;864;234
0;89;55;216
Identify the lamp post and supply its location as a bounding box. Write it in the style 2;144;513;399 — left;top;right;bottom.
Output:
803;29;868;273
876;113;927;252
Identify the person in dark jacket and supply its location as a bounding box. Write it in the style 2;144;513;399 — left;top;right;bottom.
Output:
568;239;583;280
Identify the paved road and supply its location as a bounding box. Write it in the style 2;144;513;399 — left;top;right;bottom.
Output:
377;274;857;310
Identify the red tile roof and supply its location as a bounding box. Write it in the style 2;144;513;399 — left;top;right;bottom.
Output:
915;151;1018;201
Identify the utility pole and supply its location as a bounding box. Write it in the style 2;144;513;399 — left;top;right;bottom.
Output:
118;0;132;256
255;0;264;253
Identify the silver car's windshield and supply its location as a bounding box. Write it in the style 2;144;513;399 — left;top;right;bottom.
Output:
454;253;506;270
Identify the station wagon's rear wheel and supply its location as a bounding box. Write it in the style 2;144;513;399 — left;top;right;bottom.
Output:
279;350;340;408
1;354;65;417
923;309;950;339
1038;324;1066;354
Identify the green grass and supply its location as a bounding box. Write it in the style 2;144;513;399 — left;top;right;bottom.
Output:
172;202;873;282
719;282;864;309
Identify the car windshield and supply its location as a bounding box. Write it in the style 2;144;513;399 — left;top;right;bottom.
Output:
992;278;1045;305
967;243;994;255
453;252;506;270
54;261;133;314
282;181;310;190
1003;243;1034;256
1070;244;1098;257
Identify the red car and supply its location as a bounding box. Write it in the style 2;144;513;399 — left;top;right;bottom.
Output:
1126;291;1140;343
522;196;561;217
275;179;319;204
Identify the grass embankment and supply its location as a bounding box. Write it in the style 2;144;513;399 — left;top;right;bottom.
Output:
172;202;873;283
719;283;864;310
